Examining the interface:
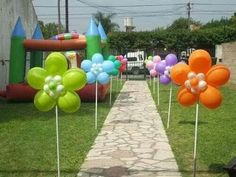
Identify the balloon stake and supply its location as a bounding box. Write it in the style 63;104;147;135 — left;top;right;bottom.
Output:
109;76;113;106
152;77;156;93
95;81;98;129
116;75;118;92
55;106;60;177
167;82;173;128
157;76;160;105
193;103;199;177
120;73;123;85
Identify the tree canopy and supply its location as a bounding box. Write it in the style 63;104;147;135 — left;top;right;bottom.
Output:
38;21;65;39
93;11;120;34
108;14;236;55
167;17;202;31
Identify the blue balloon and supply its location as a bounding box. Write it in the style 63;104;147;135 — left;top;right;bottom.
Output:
86;72;96;84
97;72;110;84
102;60;114;73
92;53;104;64
81;60;92;72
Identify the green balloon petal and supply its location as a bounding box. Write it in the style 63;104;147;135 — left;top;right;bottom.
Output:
27;67;48;89
108;55;116;62
34;90;56;112
110;68;119;76
63;68;87;90
58;91;80;113
114;60;121;69
45;52;68;76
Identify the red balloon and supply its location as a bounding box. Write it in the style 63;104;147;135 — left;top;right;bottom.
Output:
119;65;126;72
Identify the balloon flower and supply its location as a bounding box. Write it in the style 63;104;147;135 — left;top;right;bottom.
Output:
171;49;230;177
27;52;87;113
171;49;230;109
116;55;127;73
146;55;161;77
108;55;121;76
145;55;153;64
81;53;115;84
81;53;115;129
27;52;87;177
156;54;178;84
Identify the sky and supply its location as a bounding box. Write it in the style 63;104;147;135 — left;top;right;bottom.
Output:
32;0;236;33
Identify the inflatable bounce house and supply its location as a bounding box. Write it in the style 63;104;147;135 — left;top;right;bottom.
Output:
0;17;111;102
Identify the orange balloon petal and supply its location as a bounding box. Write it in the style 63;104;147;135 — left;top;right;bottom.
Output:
177;87;197;107
189;50;212;74
171;62;190;85
199;85;222;109
206;65;230;87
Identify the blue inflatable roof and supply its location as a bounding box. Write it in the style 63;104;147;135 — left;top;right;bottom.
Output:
86;18;99;36
98;22;107;40
32;24;43;39
11;17;26;37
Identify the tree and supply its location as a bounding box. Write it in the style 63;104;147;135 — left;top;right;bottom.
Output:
202;18;232;29
93;11;120;34
167;17;202;31
38;21;65;39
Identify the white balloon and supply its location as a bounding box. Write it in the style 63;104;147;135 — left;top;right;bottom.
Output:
198;80;207;90
166;66;171;70
188;72;196;79
164;70;169;76
191;88;197;94
197;73;205;80
184;80;191;89
43;84;50;92
54;75;62;83
45;76;53;83
49;91;55;97
56;85;64;92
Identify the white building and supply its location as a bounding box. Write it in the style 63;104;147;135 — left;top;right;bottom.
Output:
0;0;38;90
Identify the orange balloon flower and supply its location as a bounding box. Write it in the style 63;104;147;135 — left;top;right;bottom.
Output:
171;49;230;109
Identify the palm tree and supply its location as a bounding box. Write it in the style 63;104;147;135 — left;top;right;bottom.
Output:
93;11;120;34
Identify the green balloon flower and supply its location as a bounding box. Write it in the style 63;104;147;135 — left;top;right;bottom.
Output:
27;52;87;113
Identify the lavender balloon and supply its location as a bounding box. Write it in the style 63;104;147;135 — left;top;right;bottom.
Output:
165;54;178;66
155;61;166;74
160;75;171;85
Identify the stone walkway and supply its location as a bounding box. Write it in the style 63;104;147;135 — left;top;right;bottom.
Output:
78;81;181;177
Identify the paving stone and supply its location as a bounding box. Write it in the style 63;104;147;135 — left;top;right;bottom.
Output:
133;148;154;153
77;81;181;177
137;153;153;159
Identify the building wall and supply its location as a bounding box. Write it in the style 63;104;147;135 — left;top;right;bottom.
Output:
216;41;236;84
0;0;38;90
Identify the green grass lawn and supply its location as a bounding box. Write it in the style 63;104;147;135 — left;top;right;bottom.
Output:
148;79;236;177
0;80;124;177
